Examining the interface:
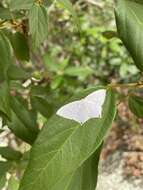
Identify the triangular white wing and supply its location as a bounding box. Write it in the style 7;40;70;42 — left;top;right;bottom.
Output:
56;100;87;124
85;89;106;106
82;101;103;119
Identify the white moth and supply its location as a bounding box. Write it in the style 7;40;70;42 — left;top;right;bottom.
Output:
56;89;106;124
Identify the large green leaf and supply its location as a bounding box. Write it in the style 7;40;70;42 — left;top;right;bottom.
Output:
0;32;12;81
115;0;143;71
50;143;102;190
128;95;143;118
61;144;102;190
19;87;116;190
29;4;48;48
10;0;34;10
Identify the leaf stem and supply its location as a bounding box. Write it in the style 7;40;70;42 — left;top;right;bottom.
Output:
107;82;143;89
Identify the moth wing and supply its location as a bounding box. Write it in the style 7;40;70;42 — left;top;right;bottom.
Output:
56;100;86;124
85;89;106;107
84;101;103;119
56;89;106;124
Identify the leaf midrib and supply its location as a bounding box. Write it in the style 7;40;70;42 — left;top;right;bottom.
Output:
50;92;115;189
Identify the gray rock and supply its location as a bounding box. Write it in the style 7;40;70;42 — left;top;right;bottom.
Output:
96;151;143;190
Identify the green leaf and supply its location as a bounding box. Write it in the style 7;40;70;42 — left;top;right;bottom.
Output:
0;147;22;161
51;76;63;89
10;32;30;61
29;4;48;48
7;65;30;80
10;0;34;10
0;161;12;189
0;10;23;20
10;96;39;134
56;144;102;190
132;0;143;4
19;87;116;190
0;32;12;81
8;111;37;145
58;0;80;29
0;175;6;189
0;162;11;189
0;161;12;180
30;85;60;106
30;85;59;115
0;82;11;119
43;54;60;72
8;176;19;190
30;85;57;119
30;85;50;98
0;7;12;20
31;96;54;119
115;0;143;71
50;144;102;190
64;66;93;79
128;95;143;118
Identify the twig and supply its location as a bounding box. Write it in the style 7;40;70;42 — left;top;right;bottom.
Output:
107;82;143;89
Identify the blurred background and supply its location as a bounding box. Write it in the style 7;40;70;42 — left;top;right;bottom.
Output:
0;0;143;189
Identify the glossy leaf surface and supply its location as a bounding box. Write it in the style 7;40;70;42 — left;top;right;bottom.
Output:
10;0;34;10
29;4;48;48
115;0;143;71
128;95;143;118
19;87;116;190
